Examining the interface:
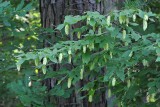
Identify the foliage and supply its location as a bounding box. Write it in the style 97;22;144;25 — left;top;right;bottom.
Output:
124;0;147;9
0;0;41;106
0;0;160;107
16;8;160;107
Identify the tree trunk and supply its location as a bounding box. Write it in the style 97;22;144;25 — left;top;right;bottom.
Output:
39;0;117;107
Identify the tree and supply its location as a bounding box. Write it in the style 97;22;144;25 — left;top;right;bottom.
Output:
5;0;160;106
39;0;117;106
0;0;41;106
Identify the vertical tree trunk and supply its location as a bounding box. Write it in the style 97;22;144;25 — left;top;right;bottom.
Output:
39;0;117;107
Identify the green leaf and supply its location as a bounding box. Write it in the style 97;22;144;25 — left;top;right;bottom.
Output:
64;15;82;25
156;57;160;62
103;67;115;81
0;1;10;8
49;86;65;96
156;48;160;54
56;24;64;30
19;95;32;106
23;3;32;11
131;32;141;41
148;82;156;87
16;0;24;11
148;87;156;94
116;69;125;81
82;53;90;64
3;19;11;26
49;56;58;63
82;82;94;91
16;58;25;71
89;18;96;27
125;85;139;99
25;53;36;60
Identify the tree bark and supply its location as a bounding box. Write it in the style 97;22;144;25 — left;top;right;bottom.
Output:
39;0;117;107
40;0;116;28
